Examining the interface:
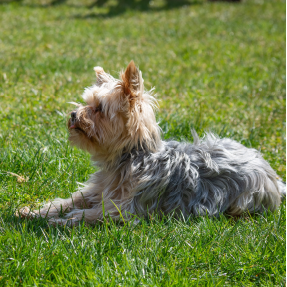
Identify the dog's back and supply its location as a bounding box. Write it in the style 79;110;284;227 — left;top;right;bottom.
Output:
130;132;284;218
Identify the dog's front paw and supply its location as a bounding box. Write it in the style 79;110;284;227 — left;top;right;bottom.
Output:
15;206;38;219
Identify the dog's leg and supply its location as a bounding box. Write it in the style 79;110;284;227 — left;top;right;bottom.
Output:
19;171;133;225
29;189;91;219
47;208;101;226
48;202;126;226
48;193;135;226
36;197;74;219
47;187;134;226
18;188;97;220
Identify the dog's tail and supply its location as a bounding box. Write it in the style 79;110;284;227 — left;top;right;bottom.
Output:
277;180;286;201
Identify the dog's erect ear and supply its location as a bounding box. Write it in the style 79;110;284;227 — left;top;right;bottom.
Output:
121;60;144;98
94;66;109;86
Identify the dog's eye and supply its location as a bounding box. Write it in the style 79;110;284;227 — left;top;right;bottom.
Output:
95;104;102;113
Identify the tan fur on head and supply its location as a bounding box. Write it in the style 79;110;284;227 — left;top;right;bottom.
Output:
68;61;161;168
121;60;144;100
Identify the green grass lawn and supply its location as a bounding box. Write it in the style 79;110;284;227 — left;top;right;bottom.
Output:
0;0;285;285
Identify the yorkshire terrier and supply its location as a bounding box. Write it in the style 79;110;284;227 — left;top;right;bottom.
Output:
20;61;285;226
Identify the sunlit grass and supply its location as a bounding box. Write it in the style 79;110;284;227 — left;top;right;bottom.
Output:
0;0;285;285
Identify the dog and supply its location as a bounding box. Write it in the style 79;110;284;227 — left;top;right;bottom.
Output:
19;61;285;226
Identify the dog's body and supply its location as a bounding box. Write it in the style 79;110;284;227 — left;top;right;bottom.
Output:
20;61;285;225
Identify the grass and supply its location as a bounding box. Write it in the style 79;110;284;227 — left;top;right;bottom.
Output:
0;0;285;285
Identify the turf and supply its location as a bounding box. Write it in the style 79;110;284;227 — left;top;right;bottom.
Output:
0;0;285;285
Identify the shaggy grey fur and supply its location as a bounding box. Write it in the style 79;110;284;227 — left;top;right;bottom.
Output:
121;131;285;218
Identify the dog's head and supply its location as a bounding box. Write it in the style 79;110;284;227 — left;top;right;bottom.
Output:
68;61;161;163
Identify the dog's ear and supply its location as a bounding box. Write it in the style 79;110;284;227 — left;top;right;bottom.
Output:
121;60;144;99
94;66;109;86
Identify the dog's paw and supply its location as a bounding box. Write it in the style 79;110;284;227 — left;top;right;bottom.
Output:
15;206;38;219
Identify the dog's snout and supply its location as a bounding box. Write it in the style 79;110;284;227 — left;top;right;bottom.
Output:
71;111;77;119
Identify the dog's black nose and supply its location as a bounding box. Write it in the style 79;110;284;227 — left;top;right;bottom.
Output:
71;111;76;119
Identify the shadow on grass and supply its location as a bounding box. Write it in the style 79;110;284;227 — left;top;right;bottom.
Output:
0;0;22;3
74;0;202;19
0;0;203;18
